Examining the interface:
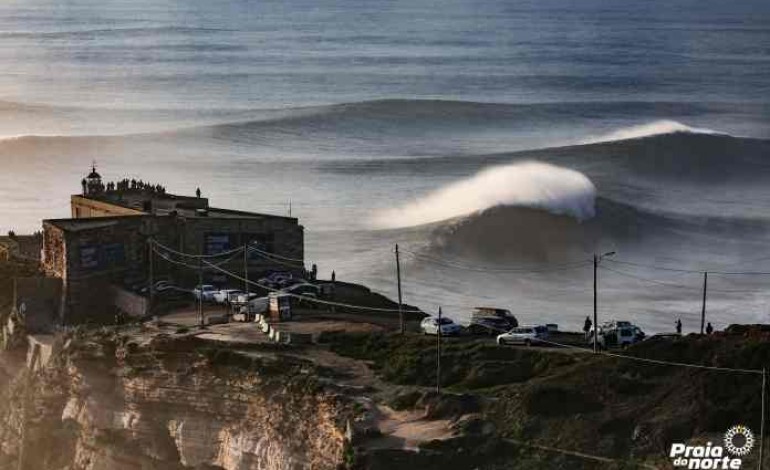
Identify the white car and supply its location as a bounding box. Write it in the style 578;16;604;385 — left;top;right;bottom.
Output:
233;292;260;305
420;316;462;336
213;289;243;304
226;290;245;304
497;325;549;346
192;285;217;302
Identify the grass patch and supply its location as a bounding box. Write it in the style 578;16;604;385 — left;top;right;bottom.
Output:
318;331;576;390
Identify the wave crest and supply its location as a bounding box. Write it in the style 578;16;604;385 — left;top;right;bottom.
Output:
372;161;596;229
582;120;721;144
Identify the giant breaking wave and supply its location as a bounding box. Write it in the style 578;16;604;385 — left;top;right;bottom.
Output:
372;161;596;229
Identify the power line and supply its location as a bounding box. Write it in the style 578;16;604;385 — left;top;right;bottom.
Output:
200;258;422;314
599;349;762;375
246;246;305;269
400;249;592;273
248;245;305;263
153;238;307;268
600;265;702;291
152;239;245;259
153;249;205;271
536;338;763;375
151;240;420;313
605;258;770;276
154;245;243;270
600;265;759;294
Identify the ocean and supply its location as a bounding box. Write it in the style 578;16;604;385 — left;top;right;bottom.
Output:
1;0;769;333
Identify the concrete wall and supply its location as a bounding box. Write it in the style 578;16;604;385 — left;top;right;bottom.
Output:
111;285;148;318
71;195;145;219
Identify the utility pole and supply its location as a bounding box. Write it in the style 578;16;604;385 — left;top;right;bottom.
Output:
593;251;615;353
593;254;598;353
757;367;767;470
244;243;250;298
395;244;404;334
700;272;708;335
198;257;204;328
436;306;442;394
148;238;154;317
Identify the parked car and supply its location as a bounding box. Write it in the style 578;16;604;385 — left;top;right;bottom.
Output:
192;285;218;302
470;307;518;329
420;316;462;336
496;325;549;346
283;282;320;298
259;271;299;289
233;292;260;306
226;290;245;305
589;320;645;349
212;289;240;304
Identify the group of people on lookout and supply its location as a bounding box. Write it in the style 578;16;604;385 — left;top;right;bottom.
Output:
106;178;167;194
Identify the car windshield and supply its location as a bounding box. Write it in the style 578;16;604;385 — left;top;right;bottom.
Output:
438;318;453;325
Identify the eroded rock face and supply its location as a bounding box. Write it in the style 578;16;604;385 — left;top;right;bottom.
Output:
0;333;352;470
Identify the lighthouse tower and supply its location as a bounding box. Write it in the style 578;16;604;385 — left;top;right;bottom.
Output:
82;164;104;196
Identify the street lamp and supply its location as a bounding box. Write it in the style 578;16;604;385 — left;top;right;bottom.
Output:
593;251;616;353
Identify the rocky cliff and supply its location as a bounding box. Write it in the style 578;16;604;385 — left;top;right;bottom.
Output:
0;330;355;470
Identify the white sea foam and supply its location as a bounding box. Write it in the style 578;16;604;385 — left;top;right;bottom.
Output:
372;161;596;229
582;120;721;144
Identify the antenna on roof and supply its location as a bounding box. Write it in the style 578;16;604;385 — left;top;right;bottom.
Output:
288;200;292;218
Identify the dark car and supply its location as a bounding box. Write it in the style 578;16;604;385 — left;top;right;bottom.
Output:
470;307;518;329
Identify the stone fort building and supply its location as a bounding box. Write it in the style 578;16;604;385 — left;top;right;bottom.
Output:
39;167;304;324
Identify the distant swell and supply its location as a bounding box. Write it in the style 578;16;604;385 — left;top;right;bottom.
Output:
372;161;596;229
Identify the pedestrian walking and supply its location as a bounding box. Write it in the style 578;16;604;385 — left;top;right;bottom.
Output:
706;322;714;335
675;318;682;335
